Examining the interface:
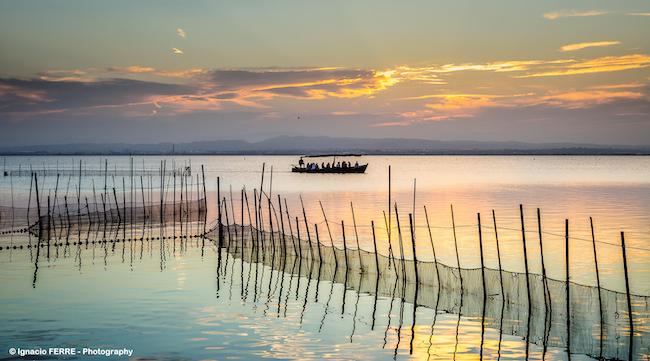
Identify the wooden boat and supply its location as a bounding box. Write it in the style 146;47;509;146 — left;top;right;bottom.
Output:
292;154;368;174
292;164;368;174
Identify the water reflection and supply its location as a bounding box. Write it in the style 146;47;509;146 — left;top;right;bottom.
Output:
3;223;647;360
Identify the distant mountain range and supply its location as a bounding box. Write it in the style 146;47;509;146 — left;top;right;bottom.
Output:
1;136;649;155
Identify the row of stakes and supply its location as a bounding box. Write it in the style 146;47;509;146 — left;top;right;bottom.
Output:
0;233;208;251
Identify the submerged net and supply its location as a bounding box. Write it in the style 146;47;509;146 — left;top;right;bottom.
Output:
0;197;207;239
208;224;649;360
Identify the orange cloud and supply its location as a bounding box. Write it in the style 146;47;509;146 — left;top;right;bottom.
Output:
560;41;620;52
539;90;646;109
107;66;157;74
424;94;499;112
431;59;574;73
518;54;650;77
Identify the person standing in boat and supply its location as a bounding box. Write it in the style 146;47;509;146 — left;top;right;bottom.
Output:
299;157;305;168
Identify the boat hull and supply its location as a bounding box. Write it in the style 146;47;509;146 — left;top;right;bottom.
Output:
292;164;368;174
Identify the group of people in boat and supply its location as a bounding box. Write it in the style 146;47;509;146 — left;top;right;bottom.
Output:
298;157;359;171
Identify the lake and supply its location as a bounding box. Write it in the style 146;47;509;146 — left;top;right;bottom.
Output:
0;155;648;360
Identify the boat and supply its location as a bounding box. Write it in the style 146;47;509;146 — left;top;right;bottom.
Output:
291;154;368;174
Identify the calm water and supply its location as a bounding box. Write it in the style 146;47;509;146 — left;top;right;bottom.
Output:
0;238;606;361
0;155;649;360
2;155;649;291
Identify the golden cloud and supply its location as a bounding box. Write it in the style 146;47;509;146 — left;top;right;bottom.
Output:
560;41;620;52
518;54;650;77
543;10;606;20
539;90;646;109
107;66;157;74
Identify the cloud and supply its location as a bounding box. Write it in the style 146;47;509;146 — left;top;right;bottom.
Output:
107;66;205;79
0;78;191;117
539;90;646;109
393;87;650;125
626;12;650;16
429;60;573;73
107;66;157;74
560;41;620;52
200;68;398;102
176;28;187;38
415;54;650;78
37;69;96;82
172;48;184;55
543;10;607;20
395;93;528;124
331;111;358;116
517;54;650;77
4;60;648;126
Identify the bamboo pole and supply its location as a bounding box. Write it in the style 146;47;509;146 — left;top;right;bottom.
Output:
267;196;275;253
202;165;207;235
278;195;286;255
424;205;441;289
450;204;463;291
295;217;302;260
519;205;531;358
478;213;486;304
351;202;362;273
319;200;338;268
409;214;419;287
284;198;295;256
341;220;349;270
113;188;121;225
34;174;42;239
589;217;603;360
300;196;314;260
217;176;222;248
538;208;551;357
565;219;571;360
621;231;634;361
314;223;323;268
371;221;380;274
394;203;406;281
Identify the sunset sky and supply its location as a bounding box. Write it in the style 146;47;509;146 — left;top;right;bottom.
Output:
1;0;649;146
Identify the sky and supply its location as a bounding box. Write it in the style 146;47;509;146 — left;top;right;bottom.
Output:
0;0;649;146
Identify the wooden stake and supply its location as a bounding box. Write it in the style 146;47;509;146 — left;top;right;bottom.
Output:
217;176;222;248
351;202;362;273
565;219;571;360
424;205;441;289
300;196;314;260
478;213;486;304
409;213;419;286
371;220;380;274
621;231;634;361
341;220;349;270
450;204;463;291
590;217;603;360
519;204;531;357
319;200;338;268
